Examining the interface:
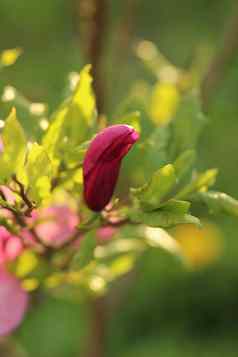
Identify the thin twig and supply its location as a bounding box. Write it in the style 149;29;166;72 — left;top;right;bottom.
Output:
12;175;35;216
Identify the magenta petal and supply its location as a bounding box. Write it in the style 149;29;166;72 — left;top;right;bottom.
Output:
0;269;28;336
83;125;139;211
84;158;121;211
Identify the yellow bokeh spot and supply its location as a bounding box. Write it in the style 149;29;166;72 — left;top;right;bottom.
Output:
66;271;83;285
88;276;106;294
0;48;22;66
108;254;135;279
45;273;65;288
73;168;83;184
22;278;39;292
149;82;180;126
16;250;38;278
172;222;222;268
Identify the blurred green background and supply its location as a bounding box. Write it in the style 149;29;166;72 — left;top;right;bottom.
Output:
1;0;238;356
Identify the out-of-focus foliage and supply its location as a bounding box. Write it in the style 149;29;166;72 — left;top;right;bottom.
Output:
1;0;238;356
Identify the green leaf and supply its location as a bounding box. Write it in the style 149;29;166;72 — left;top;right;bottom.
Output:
131;164;177;211
129;208;200;228
42;65;96;168
71;231;96;270
170;94;207;157
194;191;238;217
174;150;196;181
0;108;27;182
25;143;53;203
160;199;191;214
42;101;68;166
175;168;218;199
65;64;96;145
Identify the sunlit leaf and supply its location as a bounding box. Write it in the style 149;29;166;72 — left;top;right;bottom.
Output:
42;102;68;166
0;108;27;182
175;168;218;199
42;65;96;170
131;164;176;211
65;64;96;145
25;143;53;203
160;199;191;214
129;207;200;228
195;191;238;217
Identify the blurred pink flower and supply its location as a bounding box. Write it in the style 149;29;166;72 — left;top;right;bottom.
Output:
24;205;79;248
0;185;16;205
0;227;23;265
0;136;3;153
0;268;28;336
83;125;139;211
96;226;118;242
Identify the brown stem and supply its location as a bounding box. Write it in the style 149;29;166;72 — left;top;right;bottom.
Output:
12;175;35;216
76;1;109;356
78;0;108;115
88;0;107;115
201;3;238;111
118;0;138;54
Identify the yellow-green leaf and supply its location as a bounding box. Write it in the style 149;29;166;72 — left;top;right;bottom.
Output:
131;164;177;211
0;108;27;182
25;143;53;203
175;168;218;199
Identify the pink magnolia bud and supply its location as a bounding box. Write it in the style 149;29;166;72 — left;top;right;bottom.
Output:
0;269;28;336
83;125;139;211
0;227;23;264
24;205;79;248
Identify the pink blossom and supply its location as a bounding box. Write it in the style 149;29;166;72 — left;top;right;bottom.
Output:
24;205;79;248
83;125;139;211
0;269;28;336
96;226;117;242
0;227;23;265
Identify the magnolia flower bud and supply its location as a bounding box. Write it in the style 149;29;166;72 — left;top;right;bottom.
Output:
83;125;139;211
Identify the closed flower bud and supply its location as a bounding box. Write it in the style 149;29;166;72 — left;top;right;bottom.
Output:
83;125;139;211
